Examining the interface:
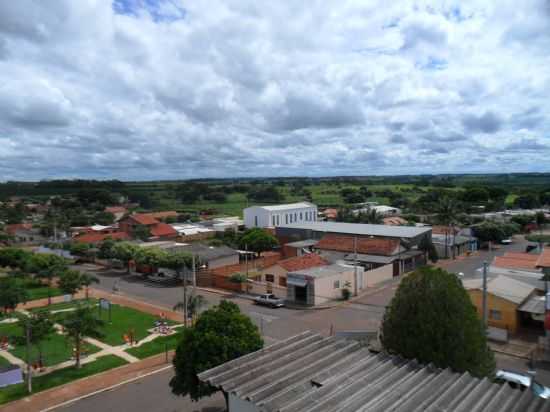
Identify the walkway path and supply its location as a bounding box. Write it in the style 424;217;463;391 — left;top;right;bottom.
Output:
84;337;139;364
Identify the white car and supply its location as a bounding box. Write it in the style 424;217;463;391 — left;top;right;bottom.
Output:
253;293;285;308
495;370;550;399
501;238;512;245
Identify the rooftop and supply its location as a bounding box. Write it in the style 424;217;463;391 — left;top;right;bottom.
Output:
149;222;178;238
198;331;549;412
493;252;540;271
316;234;400;256
128;213;159;226
248;202;316;212
290;263;353;279
463;275;535;305
276;253;328;272
278;221;431;239
284;239;319;248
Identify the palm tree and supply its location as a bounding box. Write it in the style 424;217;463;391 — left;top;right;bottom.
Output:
173;294;207;323
79;273;99;300
436;197;459;259
62;306;104;368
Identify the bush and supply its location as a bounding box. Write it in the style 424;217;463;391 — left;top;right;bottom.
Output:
341;288;351;300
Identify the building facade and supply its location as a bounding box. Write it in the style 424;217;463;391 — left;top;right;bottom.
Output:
244;202;318;228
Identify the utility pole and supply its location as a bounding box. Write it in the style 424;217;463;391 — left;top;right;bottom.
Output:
482;261;488;328
353;237;358;296
245;244;249;277
182;266;188;327
26;321;32;394
192;254;196;290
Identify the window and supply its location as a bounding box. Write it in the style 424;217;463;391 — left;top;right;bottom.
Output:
300;212;303;220
265;274;275;283
333;280;340;289
489;310;502;320
272;215;276;226
279;277;287;287
285;214;288;224
294;212;297;221
276;215;280;225
290;214;293;223
254;216;258;226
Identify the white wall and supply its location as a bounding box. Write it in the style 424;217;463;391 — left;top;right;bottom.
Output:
313;266;364;305
244;204;318;228
364;264;393;287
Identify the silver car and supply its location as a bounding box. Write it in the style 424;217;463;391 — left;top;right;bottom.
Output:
253;293;285;308
495;370;550;399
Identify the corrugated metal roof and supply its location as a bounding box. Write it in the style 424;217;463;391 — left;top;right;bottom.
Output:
198;331;550;412
278;222;431;239
518;296;546;314
463;275;535;304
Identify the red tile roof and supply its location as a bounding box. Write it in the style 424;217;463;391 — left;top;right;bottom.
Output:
75;231;130;244
493;252;540;270
5;223;33;235
129;214;159;225
150;211;178;220
277;253;329;272
383;217;408;226
316;234;400;256
536;249;550;268
149;222;178;238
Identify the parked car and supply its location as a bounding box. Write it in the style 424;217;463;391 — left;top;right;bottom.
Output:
501;238;512;245
495;370;550;399
253;294;285;308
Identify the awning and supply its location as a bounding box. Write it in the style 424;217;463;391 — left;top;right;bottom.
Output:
518;296;545;315
287;276;308;287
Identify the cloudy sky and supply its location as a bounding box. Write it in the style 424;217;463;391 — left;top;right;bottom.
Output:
1;0;549;180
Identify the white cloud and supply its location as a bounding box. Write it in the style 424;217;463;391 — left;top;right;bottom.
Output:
0;0;549;180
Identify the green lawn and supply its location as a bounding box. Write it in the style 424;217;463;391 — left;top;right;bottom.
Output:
30;299;98;315
11;277;63;302
0;355;12;368
125;332;181;359
29;300;177;347
0;321;100;367
0;355;128;405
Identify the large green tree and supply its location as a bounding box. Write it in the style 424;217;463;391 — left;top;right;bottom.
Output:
16;311;55;366
239;228;278;257
0;278;29;314
170;301;263;405
58;269;84;297
111;242;140;273
381;266;494;378
29;253;67;305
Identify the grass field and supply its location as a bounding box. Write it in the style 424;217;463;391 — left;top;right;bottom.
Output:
0;320;100;367
0;355;128;405
125;332;181;359
0;355;12;368
11;277;63;302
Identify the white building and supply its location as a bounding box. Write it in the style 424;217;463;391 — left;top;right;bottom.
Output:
244;202;318;228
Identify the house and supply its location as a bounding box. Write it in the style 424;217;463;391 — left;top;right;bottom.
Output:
248;253;329;297
198;331;549;412
74;231;130;245
314;234;424;276
104;206;127;221
244;202;318;228
276;221;431;245
149;211;178;221
319;208;338;221
463;275;541;334
432;233;475;258
171;224;216;242
286;264;365;306
493;252;541;271
119;213;178;241
5;223;46;244
281;239;318;258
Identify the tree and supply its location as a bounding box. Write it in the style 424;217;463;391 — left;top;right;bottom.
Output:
111;242;140;273
170;301;263;406
536;211;546;233
174;293;207;322
239;228;278;257
62;306;104;368
381;266;495;378
473;222;507;243
30;253;67;305
69;242;90;258
0;247;32;269
58;269;84;297
135;247;169;271
247;186;284;203
16;311;55;367
418;236;439;263
79;273;99;299
362;208;383;224
161;251;193;281
0;278;29;314
98;238;116;259
133;225;151;241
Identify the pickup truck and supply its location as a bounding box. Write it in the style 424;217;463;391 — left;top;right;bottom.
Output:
253;294;285;308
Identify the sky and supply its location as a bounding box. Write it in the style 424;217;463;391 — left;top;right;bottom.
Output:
0;0;549;181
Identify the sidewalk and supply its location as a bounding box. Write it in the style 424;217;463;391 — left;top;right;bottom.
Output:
1;352;174;412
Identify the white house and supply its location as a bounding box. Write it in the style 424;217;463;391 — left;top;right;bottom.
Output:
243;202;318;228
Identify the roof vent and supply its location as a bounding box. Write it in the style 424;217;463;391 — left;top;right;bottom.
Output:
310;379;323;388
